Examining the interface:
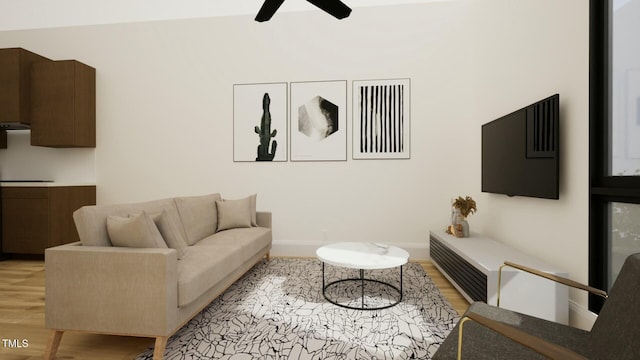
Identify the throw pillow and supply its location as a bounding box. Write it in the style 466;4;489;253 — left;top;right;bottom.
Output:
146;210;187;259
175;193;221;245
106;212;168;249
216;197;252;232
249;194;258;227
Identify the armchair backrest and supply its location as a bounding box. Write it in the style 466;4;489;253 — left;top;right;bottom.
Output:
590;253;640;359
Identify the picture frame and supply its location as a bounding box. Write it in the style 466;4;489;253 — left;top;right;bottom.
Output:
352;78;411;160
290;80;347;161
233;82;288;162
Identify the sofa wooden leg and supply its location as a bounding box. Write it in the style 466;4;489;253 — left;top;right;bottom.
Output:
44;330;64;360
266;252;270;261
153;336;168;360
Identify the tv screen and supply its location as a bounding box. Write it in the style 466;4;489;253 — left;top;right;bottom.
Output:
481;94;559;199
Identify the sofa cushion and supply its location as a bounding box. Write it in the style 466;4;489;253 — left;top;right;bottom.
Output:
177;244;243;307
106;212;168;249
74;197;188;249
216;198;252;232
175;193;221;245
196;227;272;262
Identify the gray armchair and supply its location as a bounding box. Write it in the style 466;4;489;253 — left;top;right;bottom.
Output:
433;253;640;359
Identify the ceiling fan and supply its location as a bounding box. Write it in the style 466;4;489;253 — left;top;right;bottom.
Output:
255;0;352;22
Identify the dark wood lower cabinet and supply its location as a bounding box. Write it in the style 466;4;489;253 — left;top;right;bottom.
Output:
1;186;96;255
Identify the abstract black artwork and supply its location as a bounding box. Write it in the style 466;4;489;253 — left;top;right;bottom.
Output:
290;81;347;161
298;96;339;141
234;83;287;162
353;79;411;159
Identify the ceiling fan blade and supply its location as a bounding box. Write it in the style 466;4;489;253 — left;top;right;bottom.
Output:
306;0;352;19
255;0;286;22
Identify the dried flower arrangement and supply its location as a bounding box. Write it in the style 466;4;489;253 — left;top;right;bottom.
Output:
452;196;477;218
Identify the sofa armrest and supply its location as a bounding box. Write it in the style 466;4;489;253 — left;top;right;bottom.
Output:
256;211;272;228
45;242;178;337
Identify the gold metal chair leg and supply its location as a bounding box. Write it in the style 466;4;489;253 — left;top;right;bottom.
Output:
497;263;508;307
457;317;472;360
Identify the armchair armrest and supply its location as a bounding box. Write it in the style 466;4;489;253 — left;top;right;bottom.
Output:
45;242;178;337
457;312;588;360
497;261;608;308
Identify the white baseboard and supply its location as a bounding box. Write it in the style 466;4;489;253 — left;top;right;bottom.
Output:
271;240;429;261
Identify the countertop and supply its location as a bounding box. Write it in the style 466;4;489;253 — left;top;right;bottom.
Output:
0;182;96;187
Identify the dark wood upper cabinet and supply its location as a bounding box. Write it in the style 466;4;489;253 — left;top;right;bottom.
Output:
30;60;96;148
0;48;50;127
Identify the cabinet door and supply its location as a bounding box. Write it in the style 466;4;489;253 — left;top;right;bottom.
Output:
0;48;50;125
1;189;49;254
1;186;96;254
30;60;96;147
48;186;96;247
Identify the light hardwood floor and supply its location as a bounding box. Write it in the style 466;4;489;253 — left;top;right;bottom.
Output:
0;259;468;360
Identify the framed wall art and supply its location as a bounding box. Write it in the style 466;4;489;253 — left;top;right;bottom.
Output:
290;80;347;161
233;82;288;162
352;78;411;160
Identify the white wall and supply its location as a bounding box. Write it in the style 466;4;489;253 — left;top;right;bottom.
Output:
468;0;591;327
0;0;592;326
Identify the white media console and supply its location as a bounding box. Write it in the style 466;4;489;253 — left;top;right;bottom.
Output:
429;230;569;324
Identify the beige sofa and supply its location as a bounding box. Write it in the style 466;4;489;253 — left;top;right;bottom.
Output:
43;193;272;360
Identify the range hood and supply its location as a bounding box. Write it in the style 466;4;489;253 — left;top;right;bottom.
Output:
0;122;30;130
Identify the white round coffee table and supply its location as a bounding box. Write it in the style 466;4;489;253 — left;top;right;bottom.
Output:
316;242;409;310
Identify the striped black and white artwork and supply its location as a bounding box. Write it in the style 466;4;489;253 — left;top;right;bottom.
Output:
353;79;410;159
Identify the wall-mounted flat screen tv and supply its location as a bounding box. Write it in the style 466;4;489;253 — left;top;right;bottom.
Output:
481;94;559;199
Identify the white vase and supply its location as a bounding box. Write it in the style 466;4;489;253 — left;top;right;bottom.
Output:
450;211;470;238
457;215;470;237
450;206;459;226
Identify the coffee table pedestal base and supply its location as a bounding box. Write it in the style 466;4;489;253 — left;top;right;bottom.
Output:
321;262;403;311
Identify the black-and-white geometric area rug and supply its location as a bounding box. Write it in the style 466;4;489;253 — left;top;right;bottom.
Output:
136;258;459;360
